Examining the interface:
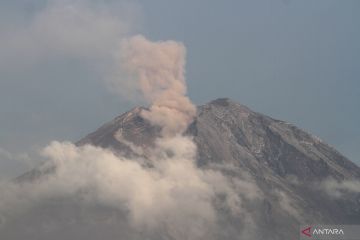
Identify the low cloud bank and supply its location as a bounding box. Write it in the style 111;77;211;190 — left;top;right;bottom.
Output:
320;178;360;198
1;139;240;239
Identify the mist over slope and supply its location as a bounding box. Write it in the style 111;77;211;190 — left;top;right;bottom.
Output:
77;98;360;239
2;98;360;240
1;1;359;239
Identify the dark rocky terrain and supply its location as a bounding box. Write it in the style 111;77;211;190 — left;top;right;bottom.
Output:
78;98;360;239
4;98;360;240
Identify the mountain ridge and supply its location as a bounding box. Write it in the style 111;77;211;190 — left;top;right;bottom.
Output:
78;97;360;180
9;97;360;240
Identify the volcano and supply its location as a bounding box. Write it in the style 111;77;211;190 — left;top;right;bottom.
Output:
5;98;360;240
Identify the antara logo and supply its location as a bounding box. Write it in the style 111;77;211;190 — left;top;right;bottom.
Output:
313;228;344;235
301;226;345;238
301;226;312;237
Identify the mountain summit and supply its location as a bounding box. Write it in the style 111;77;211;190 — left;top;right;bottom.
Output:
5;98;360;240
77;98;360;238
80;98;360;180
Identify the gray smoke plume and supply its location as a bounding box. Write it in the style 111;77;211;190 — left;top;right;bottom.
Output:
0;2;261;239
118;35;196;136
0;23;244;240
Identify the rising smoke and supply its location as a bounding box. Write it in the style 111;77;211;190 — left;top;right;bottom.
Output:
0;30;244;239
120;35;196;136
0;1;261;239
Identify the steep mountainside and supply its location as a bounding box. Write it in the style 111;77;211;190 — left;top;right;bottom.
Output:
78;98;360;239
6;98;360;240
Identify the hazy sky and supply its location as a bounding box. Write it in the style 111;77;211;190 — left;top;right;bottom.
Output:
0;0;359;179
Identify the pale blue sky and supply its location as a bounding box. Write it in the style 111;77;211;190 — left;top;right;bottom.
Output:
0;0;359;178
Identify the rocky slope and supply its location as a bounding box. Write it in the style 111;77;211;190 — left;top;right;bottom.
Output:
78;98;360;239
5;98;360;240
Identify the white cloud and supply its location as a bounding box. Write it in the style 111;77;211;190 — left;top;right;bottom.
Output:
320;178;360;198
0;138;244;239
275;190;300;218
0;0;138;70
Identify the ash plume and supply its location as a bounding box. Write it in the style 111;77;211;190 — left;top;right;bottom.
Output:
0;30;242;239
119;35;196;136
0;4;250;239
